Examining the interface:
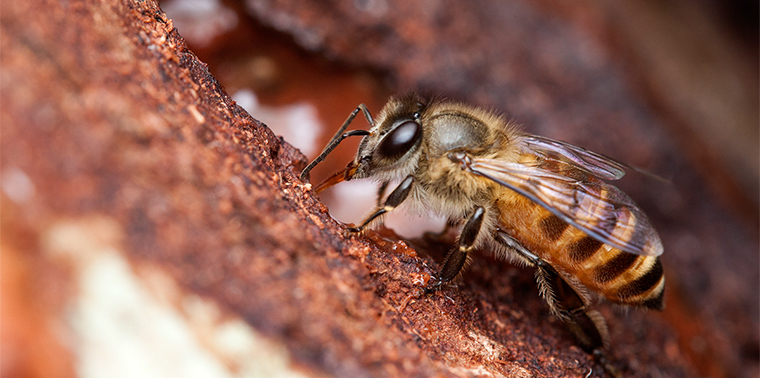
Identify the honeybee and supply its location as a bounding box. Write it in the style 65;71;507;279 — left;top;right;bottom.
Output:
300;93;664;366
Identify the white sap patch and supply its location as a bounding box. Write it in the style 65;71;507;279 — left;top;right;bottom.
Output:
353;0;389;17
43;217;310;378
232;89;322;158
2;167;35;204
327;180;447;239
384;208;447;239
161;0;238;47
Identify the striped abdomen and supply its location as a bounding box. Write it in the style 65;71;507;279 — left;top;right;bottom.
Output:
498;194;665;310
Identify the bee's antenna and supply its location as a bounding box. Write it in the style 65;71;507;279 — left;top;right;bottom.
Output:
300;104;373;181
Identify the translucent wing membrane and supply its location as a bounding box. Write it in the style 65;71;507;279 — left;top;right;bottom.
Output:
521;135;628;181
469;157;663;256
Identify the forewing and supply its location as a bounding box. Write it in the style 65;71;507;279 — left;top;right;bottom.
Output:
470;158;663;256
521;134;628;180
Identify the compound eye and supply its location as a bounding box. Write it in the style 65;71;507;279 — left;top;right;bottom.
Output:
377;121;421;159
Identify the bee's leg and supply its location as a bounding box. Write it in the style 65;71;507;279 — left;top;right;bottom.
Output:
347;175;414;233
548;274;621;377
371;180;391;227
376;180;390;207
428;206;486;289
495;231;618;376
300;104;373;180
539;267;610;352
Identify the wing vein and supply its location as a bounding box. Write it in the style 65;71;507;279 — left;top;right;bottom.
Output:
468;157;663;256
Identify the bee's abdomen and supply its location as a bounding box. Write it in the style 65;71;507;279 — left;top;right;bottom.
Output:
498;195;665;310
558;228;665;310
617;257;664;310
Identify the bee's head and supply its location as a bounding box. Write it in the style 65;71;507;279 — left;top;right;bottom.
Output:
347;93;427;182
305;93;431;193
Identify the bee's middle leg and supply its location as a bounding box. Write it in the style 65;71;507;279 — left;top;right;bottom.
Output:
428;206;486;289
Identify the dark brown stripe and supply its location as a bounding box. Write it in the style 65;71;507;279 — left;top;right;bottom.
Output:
593;252;638;283
640;290;665;311
616;258;664;302
568;236;603;263
539;214;569;242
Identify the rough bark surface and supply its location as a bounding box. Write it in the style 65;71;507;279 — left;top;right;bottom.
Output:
1;0;755;378
240;1;759;377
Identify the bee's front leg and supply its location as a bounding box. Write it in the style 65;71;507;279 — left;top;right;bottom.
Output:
346;175;414;233
427;206;486;290
376;180;390;207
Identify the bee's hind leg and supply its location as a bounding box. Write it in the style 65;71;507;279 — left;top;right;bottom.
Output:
495;231;621;378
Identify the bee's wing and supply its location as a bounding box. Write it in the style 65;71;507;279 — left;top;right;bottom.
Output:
469;158;664;256
522;134;628;180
